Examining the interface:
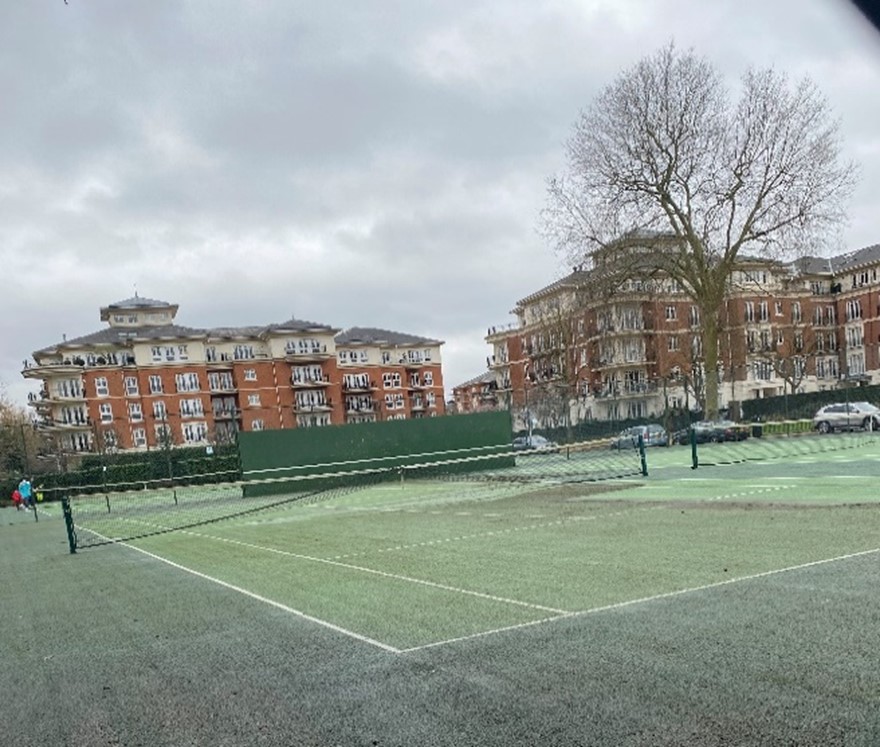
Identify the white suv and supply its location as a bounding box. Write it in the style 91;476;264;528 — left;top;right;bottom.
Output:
813;401;880;434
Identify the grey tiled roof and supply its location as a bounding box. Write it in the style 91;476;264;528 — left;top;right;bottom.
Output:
335;327;443;346
265;318;337;333
35;325;207;354
455;371;497;389
207;326;269;339
834;243;880;271
104;296;174;309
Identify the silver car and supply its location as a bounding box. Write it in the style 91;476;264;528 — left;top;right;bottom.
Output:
813;401;880;434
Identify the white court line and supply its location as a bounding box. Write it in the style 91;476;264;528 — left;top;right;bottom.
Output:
92;533;401;653
174;529;569;615
400;546;880;654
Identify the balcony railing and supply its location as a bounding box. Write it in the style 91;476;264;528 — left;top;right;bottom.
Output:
293;399;332;412
342;379;375;392
291;373;331;387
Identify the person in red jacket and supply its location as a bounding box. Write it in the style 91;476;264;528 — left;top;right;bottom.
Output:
11;488;23;510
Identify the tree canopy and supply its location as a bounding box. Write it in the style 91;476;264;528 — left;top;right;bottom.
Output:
542;42;856;418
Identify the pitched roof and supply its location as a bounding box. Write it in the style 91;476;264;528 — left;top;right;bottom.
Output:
454;371;497;389
335;327;443;346
34;324;207;354
104;295;173;309
264;317;338;334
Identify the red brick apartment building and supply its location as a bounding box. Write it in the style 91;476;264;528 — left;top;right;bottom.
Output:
454;236;880;427
23;297;445;453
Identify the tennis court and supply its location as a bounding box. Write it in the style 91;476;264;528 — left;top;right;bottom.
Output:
3;432;879;745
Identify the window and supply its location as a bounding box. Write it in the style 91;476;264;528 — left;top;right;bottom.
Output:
667;336;679;351
177;345;189;361
233;344;255;360
248;393;261;407
208;372;235;390
149;375;163;394
153;401;167;420
180;398;205;418
423;371;434;386
95;377;109;397
846;299;862;321
103;429;118;449
758;301;768;322
151;346;162;362
155;423;173;444
792;302;802;323
774;302;783;317
182;422;208;443
665;306;677;321
381;351;391;364
128;403;143;422
744;302;755;323
243;369;257;381
124;376;139;396
251;419;265;431
689;306;700;327
382;372;401;389
175;372;200;392
131;428;147;448
99;403;113;423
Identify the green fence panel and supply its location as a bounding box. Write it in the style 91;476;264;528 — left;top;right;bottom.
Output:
238;411;515;497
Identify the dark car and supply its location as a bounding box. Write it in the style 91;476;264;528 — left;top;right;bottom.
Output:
512;435;560;453
673;420;749;445
610;424;668;449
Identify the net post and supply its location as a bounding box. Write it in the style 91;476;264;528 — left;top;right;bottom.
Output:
102;465;111;513
61;497;77;554
690;427;698;469
638;434;648;476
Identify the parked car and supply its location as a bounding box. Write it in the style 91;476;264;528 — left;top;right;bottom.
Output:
512;435;560;453
610;424;668;449
672;420;750;444
813;401;880;433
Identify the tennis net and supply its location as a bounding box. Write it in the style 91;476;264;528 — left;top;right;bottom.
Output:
690;422;878;468
56;438;644;552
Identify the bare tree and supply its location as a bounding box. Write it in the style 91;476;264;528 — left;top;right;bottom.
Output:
542;42;855;419
524;294;590;440
0;389;40;479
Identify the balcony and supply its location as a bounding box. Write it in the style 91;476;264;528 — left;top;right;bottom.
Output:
206;353;235;370
342;379;375;393
39;416;94;432
593;381;658;399
398;356;427;369
212;408;242;421
345;402;376;415
293;399;332;413
291;373;331;388
21;359;82;379
285;344;331;362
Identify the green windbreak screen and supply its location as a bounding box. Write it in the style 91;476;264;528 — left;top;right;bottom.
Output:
238;411;514;496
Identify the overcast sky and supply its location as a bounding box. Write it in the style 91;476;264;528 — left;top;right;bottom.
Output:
2;0;880;408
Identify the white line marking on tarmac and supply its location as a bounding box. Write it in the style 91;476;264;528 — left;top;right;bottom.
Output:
401;546;880;653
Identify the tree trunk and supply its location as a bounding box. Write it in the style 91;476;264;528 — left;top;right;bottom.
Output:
703;311;720;420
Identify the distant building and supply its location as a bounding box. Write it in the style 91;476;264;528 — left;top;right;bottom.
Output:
23;296;445;453
455;237;880;428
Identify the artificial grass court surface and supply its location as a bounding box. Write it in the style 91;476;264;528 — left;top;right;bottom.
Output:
3;442;879;746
